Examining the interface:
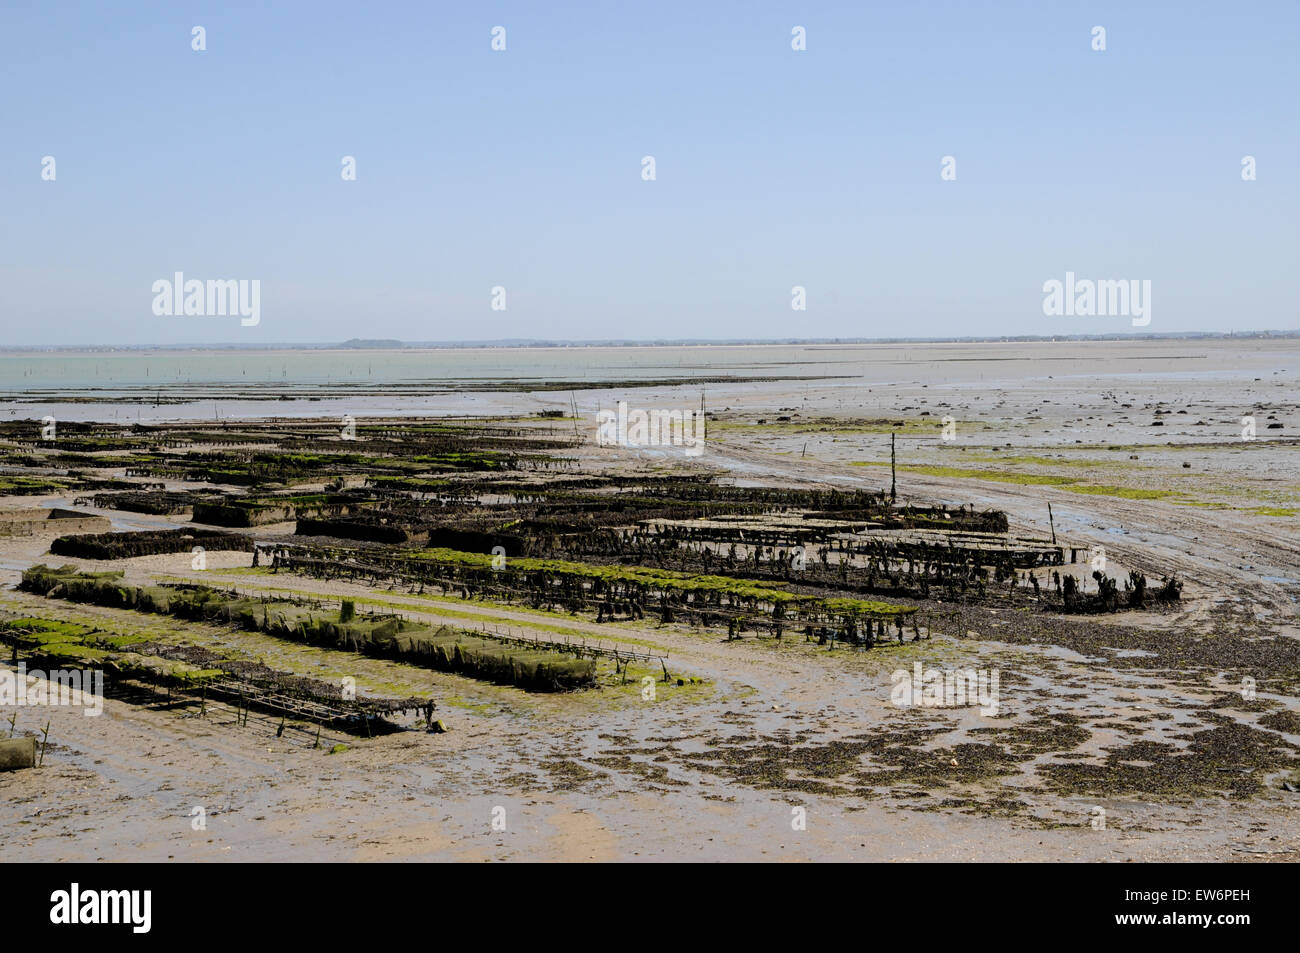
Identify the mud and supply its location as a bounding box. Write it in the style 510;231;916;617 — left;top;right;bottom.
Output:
1;338;1297;861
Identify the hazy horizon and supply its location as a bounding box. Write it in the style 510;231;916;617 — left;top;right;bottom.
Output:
3;327;1299;353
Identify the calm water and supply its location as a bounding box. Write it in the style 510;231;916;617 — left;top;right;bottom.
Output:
0;345;848;391
0;339;1290;424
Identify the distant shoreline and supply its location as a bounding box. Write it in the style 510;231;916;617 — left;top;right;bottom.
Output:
3;330;1298;353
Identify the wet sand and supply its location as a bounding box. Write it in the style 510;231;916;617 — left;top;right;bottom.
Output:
1;338;1297;862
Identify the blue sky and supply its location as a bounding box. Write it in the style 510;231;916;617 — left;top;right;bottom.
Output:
2;1;1296;345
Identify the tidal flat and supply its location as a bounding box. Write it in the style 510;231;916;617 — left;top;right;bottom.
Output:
0;338;1297;862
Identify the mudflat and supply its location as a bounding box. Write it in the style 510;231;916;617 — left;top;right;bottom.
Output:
1;337;1296;862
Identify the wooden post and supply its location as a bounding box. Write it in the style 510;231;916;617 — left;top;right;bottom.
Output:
890;432;897;504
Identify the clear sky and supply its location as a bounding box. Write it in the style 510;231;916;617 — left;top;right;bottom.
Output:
2;1;1296;346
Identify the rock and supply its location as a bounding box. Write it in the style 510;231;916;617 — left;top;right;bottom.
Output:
429;719;448;734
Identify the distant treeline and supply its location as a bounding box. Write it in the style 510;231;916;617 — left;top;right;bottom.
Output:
11;329;1296;353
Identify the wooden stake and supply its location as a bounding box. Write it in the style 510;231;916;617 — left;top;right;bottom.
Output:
890;431;897;504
